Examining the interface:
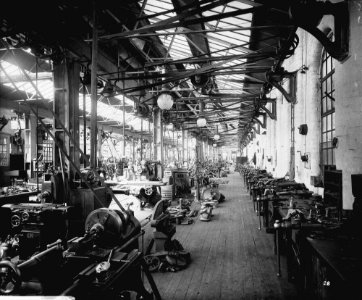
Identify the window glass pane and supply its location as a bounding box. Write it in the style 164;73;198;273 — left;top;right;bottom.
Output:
330;56;333;73
326;114;330;130
328;131;333;142
323;150;328;165
331;76;334;91
325;77;329;93
322;132;327;143
326;58;331;75
330;116;333;132
329;77;333;93
328;149;333;165
321;81;325;95
331;114;334;130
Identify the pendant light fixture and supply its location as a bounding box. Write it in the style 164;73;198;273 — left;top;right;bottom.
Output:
197;100;207;127
213;125;220;140
157;92;174;110
157;67;174;110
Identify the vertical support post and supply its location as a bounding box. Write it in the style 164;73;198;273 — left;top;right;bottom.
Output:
195;139;200;201
198;135;203;161
132;137;135;162
149;120;152;160
53;62;67;171
289;103;295;180
176;128;179;163
82;84;87;167
187;132;190;162
90;0;98;168
163;126;166;164
181;128;185;164
201;137;205;160
28;114;37;172
97;128;102;166
140;119;143;160
153;109;157;161
153;108;163;163
53;59;80;180
122;85;126;158
69;61;80;178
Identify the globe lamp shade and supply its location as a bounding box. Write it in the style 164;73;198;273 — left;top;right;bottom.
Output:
196;117;207;127
157;93;174;110
213;134;220;140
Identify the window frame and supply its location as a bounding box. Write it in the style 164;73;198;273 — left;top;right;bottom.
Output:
320;47;336;169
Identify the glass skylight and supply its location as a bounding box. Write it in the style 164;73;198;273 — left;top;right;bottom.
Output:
0;60;145;128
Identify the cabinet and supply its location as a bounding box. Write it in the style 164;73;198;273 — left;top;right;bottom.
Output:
323;168;342;215
172;169;190;197
308;251;345;299
303;237;361;299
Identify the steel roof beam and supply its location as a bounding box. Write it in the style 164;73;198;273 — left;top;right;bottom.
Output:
96;6;263;40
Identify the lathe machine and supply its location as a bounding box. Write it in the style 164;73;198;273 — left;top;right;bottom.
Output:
0;202;161;299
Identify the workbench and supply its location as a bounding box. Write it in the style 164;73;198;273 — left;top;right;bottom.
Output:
256;193;318;230
105;180;166;186
302;235;362;299
0;190;39;205
105;180;166;195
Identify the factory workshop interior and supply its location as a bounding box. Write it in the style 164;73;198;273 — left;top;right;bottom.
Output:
0;0;361;299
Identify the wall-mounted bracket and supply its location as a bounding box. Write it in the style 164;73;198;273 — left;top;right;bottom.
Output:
254;96;277;121
265;67;298;104
260;105;276;120
289;0;349;61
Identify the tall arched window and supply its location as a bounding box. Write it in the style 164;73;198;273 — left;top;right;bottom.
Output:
320;48;335;169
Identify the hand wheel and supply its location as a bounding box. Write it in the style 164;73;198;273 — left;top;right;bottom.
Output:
0;260;21;295
145;187;153;196
144;255;160;272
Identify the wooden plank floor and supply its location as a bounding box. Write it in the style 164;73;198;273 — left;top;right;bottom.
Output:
144;172;299;300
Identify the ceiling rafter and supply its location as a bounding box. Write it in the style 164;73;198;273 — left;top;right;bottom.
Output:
96;5;263;40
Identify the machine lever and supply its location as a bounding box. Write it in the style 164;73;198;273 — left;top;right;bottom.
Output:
95;248;114;275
